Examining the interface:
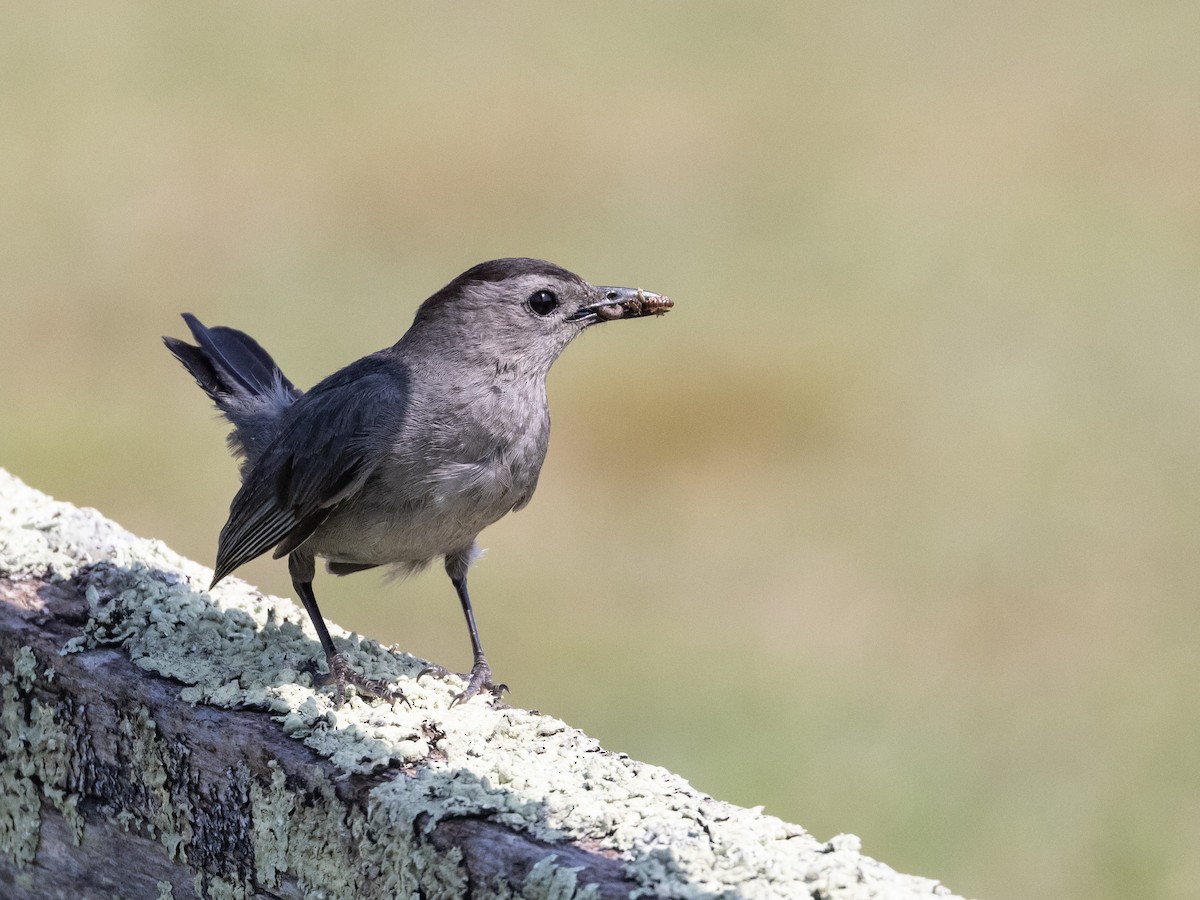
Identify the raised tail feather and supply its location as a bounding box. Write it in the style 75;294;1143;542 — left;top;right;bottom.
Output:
164;313;301;466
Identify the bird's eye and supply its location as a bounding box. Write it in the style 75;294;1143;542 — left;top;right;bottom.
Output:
527;289;559;317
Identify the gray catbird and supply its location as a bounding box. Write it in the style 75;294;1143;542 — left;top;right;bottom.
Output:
164;258;672;705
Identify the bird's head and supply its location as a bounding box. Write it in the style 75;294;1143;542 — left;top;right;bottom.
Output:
403;258;672;375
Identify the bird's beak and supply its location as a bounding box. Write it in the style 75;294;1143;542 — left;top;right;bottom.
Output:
570;287;674;326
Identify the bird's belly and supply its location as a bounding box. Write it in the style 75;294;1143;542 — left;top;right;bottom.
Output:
306;462;531;567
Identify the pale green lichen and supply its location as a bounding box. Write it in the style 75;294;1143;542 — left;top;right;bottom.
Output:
249;761;289;887
0;646;89;858
0;642;196;880
0;467;962;899
520;855;598;900
0;648;47;867
192;873;243;900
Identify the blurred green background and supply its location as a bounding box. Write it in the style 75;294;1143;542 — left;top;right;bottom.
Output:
2;4;1197;898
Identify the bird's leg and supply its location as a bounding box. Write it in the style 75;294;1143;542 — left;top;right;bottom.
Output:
449;571;508;704
420;550;508;705
289;554;404;707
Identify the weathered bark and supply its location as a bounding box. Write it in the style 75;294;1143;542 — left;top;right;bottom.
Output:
0;469;966;900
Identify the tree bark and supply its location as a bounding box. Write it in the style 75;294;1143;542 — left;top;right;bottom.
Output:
0;468;965;900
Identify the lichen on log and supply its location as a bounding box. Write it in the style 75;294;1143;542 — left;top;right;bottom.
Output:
0;468;964;899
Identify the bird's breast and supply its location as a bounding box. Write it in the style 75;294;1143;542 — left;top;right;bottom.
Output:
311;376;551;566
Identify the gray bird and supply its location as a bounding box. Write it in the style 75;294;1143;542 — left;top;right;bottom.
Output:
164;258;672;705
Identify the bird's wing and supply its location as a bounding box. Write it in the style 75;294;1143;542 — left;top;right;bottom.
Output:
210;357;407;584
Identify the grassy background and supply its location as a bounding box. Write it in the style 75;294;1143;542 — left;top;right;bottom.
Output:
2;4;1197;898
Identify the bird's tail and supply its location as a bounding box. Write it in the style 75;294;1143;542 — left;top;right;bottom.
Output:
164;313;301;468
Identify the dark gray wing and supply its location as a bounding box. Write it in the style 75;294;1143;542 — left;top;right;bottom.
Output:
210;355;407;585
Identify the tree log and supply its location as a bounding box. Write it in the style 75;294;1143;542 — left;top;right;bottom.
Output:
0;468;964;899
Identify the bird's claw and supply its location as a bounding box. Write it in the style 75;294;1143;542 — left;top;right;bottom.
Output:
312;652;408;708
419;659;508;706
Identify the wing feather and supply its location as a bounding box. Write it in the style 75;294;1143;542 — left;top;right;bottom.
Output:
209;355;408;585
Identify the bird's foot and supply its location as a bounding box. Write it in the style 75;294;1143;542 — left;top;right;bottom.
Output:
310;652;408;708
419;657;508;706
